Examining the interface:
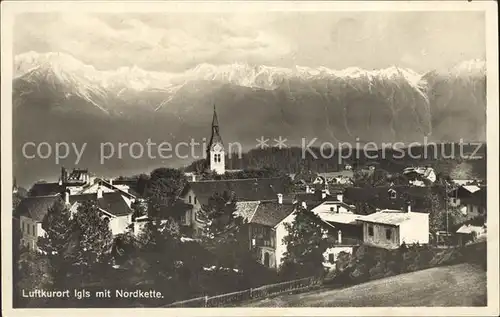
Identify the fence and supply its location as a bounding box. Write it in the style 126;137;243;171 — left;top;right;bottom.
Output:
164;276;319;307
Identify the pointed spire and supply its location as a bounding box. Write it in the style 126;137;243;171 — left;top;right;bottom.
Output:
212;104;219;128
208;103;222;147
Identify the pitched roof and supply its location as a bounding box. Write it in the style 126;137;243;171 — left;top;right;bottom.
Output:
464;187;486;207
15;195;63;222
456;224;486;234
344;186;435;211
250;201;295;227
28;182;63;196
316;212;362;225
319;171;354;179
357;209;427;226
70;192;132;217
97;179;138;200
234;201;260;221
180;177;289;206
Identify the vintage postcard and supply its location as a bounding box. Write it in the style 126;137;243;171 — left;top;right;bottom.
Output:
1;1;499;316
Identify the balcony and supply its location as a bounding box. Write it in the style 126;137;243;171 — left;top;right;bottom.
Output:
334;236;362;246
252;238;275;249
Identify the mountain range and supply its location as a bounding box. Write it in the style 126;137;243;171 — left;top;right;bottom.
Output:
12;51;486;186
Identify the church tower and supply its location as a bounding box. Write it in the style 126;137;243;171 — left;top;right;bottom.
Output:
206;105;225;175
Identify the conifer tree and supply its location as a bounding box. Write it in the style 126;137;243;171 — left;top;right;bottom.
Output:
281;208;335;278
37;199;73;287
67;201;113;281
199;192;247;269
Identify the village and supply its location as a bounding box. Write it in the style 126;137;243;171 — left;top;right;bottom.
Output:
12;107;488;307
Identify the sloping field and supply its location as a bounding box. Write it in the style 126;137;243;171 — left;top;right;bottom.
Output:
244;263;486;307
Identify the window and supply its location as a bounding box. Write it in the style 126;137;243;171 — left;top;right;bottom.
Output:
32;225;35;236
328;253;335;263
21;222;25;233
188;195;192;204
27;224;30;235
180;213;186;225
194;196;197;204
213;153;222;163
388;189;397;199
386;228;392;240
368;225;374;237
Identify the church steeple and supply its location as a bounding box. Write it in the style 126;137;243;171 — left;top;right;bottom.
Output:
206;104;225;175
208;104;223;147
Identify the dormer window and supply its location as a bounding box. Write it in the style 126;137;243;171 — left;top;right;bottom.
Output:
388;189;397;200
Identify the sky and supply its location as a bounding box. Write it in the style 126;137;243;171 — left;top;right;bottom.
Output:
14;11;485;73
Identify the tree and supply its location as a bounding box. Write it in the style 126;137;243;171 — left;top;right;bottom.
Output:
450;162;474;180
427;192;447;234
131;199;147;221
37;200;74;288
66;201;114;283
281;209;335;278
199;192;248;269
136;216;182;280
144;168;187;220
16;250;53;308
145;168;186;202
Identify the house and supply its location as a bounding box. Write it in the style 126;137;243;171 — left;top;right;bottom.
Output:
311;198;362;239
344;185;434;215
461;187;487;221
178;177;290;236
356;205;429;249
456;223;487;246
27;168;96;197
79;178;139;207
15;195;64;250
65;188;134;236
448;185;481;206
448;185;486;222
309;194;362;270
235;194;358;271
234;197;296;270
318;170;354;185
403;166;437;186
132;199;193;237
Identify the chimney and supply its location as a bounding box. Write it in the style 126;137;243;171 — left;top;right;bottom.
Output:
109;178;113;185
321;190;327;199
64;191;70;205
277;193;283;205
191;174;197;182
336;193;343;202
337;230;343;244
97;186;103;199
406;202;412;213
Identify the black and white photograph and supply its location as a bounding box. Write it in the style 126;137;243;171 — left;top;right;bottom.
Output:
1;1;498;315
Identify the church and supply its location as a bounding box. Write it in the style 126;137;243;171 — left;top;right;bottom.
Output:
179;105;291;236
205;104;226;175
